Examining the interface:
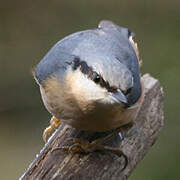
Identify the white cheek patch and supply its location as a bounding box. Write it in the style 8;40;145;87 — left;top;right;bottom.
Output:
66;68;121;106
75;69;107;101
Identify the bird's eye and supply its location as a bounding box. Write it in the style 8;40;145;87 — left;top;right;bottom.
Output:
91;72;101;83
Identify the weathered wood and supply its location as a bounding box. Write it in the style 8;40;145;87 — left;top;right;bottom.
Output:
20;74;164;180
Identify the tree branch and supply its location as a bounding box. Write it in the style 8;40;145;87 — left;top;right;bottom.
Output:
20;74;164;180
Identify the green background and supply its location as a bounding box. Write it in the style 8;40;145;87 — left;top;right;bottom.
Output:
0;0;179;179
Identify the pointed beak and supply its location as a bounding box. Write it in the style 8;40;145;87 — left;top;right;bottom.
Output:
109;89;127;104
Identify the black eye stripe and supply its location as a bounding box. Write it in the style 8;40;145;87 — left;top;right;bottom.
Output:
71;57;117;92
72;57;91;75
126;87;132;94
89;71;117;93
122;87;132;95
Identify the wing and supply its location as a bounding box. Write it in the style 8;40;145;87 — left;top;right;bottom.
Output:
34;50;76;84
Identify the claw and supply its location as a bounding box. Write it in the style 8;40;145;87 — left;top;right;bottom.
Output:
43;126;53;142
66;138;89;146
65;138;90;153
51;144;84;154
43;116;61;142
51;139;128;170
69;144;84;153
50;124;132;171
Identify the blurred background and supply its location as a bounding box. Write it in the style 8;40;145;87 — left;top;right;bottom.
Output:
0;0;179;179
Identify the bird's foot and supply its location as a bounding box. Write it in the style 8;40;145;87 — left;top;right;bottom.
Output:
52;134;128;170
43;116;61;142
53;138;93;154
51;123;134;170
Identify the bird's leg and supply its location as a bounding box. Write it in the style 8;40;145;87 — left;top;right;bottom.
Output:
52;122;133;169
43;116;61;142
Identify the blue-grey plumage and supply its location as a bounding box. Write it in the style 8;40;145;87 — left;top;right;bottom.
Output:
34;20;143;132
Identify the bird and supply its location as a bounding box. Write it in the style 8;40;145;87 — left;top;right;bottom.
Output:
34;20;144;167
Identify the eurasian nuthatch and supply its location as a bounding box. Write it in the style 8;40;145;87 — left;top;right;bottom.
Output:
34;20;144;165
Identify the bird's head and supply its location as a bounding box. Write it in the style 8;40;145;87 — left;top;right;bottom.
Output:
64;56;133;110
34;20;141;115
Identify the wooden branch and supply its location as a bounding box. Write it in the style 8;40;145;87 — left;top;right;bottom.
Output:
20;74;164;180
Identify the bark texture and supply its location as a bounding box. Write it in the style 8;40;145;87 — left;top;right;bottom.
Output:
20;74;164;180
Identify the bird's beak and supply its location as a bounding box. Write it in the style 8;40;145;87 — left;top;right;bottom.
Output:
109;89;127;104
